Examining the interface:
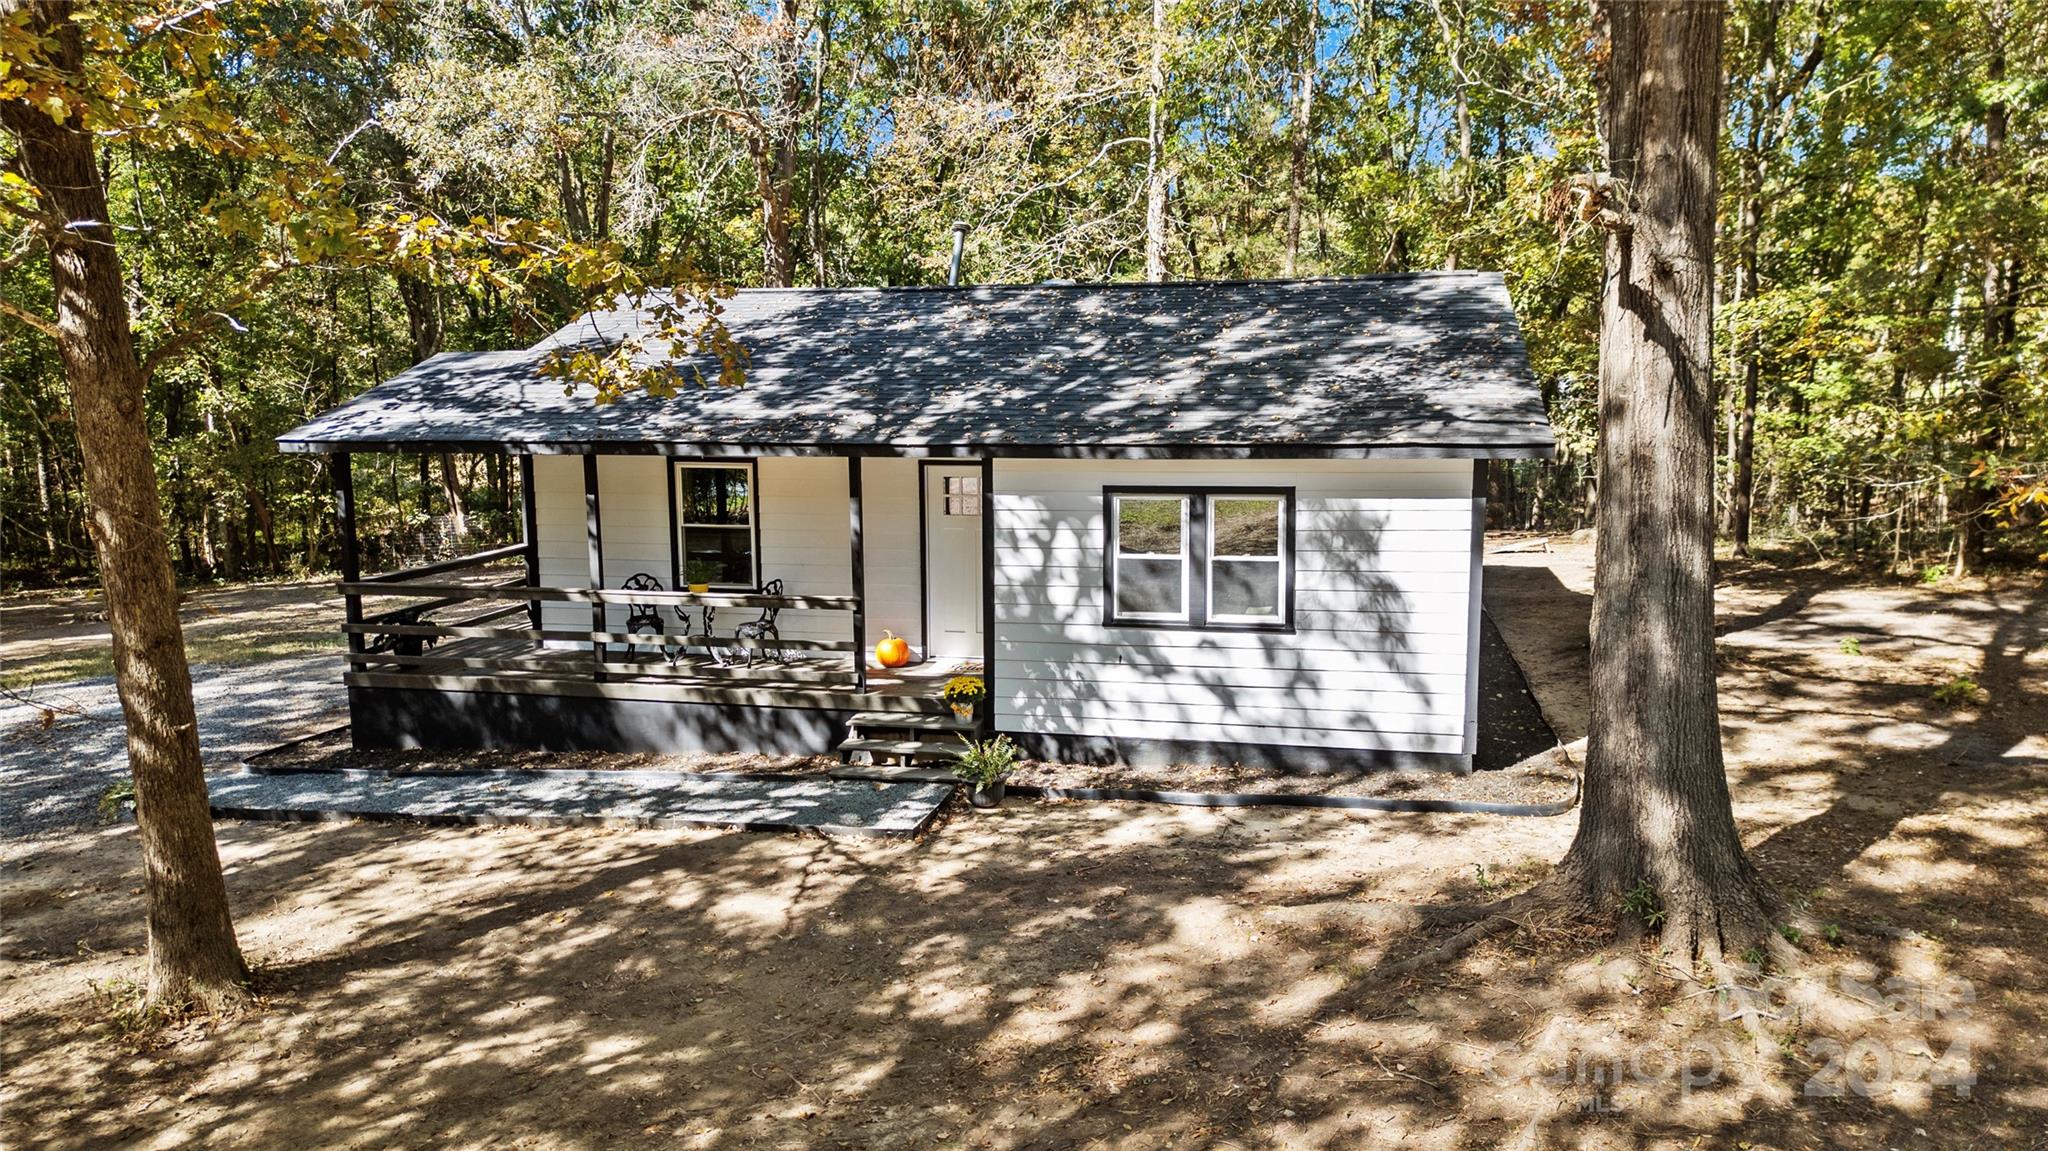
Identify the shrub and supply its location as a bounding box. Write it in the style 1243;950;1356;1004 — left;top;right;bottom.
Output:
1932;676;1984;707
952;735;1019;788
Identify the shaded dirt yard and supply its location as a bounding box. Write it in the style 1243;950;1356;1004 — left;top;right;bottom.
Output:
3;541;2044;1149
0;579;344;689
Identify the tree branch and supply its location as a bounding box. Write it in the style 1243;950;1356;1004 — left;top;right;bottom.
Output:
0;294;60;340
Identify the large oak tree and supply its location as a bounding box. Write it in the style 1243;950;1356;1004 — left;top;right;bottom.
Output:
3;0;732;1011
2;0;248;1008
1553;0;1782;964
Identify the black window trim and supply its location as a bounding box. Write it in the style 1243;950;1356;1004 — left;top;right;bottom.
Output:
669;457;763;592
1102;484;1296;634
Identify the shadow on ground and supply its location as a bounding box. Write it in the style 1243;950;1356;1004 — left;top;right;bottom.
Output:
2;552;2042;1149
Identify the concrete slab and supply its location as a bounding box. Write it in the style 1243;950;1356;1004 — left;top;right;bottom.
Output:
207;768;952;837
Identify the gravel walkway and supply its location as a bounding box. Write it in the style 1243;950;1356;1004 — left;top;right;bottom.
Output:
210;768;951;836
0;654;345;840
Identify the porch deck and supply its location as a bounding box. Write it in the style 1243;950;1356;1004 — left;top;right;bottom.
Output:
351;635;971;713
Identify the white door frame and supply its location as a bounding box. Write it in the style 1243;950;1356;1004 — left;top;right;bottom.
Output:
920;461;986;662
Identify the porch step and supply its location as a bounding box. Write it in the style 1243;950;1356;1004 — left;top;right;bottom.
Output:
835;737;968;762
846;711;976;732
827;764;961;784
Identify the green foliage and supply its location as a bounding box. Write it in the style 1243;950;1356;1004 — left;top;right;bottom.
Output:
1838;637;1863;656
96;778;135;824
1777;923;1803;946
952;734;1020;788
1932;676;1985;707
1473;862;1497;895
5;0;2044;586
1621;881;1665;930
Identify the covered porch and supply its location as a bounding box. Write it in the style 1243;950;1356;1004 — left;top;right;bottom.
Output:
327;447;992;755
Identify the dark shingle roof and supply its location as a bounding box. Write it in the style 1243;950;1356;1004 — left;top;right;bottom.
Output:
278;273;1554;457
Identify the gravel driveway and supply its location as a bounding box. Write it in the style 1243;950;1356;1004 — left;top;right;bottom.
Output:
0;654;346;840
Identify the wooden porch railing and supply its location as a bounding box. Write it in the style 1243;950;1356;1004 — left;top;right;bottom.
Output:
336;544;866;691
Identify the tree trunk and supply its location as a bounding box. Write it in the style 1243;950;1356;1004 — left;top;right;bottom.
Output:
1;0;247;1007
1282;0;1317;277
1553;0;1777;964
755;0;806;289
396;274;444;365
1959;2;2014;574
1729;147;1763;555
1143;0;1170;282
438;453;467;539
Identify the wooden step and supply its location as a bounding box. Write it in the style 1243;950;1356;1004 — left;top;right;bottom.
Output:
835;736;968;761
827;764;960;784
846;711;976;733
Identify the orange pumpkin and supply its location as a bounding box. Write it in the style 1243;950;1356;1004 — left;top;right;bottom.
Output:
875;629;912;668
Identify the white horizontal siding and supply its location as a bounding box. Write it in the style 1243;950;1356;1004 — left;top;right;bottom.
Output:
991;457;1478;758
860;457;922;656
532;453;590;640
530;454;923;658
756;457;852;646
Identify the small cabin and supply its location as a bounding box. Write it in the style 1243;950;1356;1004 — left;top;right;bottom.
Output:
280;273;1554;773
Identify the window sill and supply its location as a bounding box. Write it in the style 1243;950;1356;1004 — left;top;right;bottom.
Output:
1102;618;1295;635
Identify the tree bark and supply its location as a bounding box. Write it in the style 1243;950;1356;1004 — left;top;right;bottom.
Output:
1553;0;1777;965
1959;1;2014;574
1143;0;1170;282
753;0;806;288
1282;0;1317;277
396;274;444;365
1;0;247;1007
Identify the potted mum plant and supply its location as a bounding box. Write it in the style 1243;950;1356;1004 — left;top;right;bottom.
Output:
941;675;986;722
952;735;1019;809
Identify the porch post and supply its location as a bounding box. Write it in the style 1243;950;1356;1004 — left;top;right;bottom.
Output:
584;453;605;672
519;454;541;635
848;453;867;692
333;452;363;656
980;455;995;733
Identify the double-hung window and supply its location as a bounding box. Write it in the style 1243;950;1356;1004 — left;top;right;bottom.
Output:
675;462;757;588
1106;488;1292;630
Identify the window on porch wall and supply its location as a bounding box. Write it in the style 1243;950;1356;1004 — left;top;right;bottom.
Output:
677;463;757;588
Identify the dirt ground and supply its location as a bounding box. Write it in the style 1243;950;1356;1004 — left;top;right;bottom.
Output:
0;579;345;688
3;540;2044;1149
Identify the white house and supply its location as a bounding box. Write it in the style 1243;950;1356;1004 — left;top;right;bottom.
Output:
281;273;1554;773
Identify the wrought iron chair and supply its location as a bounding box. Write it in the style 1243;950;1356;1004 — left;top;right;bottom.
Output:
728;578;786;667
620;572;668;662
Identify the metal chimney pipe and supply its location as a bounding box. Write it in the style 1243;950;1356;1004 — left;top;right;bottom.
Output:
947;221;968;286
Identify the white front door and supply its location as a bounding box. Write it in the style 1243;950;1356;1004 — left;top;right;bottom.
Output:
923;465;984;661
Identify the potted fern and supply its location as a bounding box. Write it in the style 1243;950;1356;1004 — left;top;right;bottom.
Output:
952;734;1018;809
